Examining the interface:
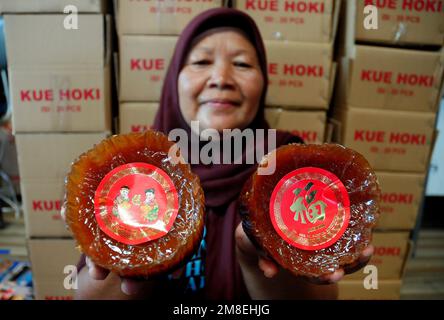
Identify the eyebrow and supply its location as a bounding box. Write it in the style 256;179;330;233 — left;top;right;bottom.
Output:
193;47;252;56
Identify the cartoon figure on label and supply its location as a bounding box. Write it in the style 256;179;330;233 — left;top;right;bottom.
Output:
112;186;131;218
141;189;159;222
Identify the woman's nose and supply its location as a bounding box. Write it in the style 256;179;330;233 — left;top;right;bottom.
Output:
207;63;235;89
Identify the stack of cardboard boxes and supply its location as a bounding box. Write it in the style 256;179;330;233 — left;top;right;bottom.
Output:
115;0;223;134
2;1;111;299
235;0;340;143
333;0;444;299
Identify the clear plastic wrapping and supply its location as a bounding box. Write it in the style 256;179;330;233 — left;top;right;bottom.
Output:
64;131;205;278
239;143;381;278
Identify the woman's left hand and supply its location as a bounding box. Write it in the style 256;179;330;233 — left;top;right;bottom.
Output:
234;223;374;299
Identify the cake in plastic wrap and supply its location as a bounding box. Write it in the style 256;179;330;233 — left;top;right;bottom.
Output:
239;144;381;278
64;131;205;278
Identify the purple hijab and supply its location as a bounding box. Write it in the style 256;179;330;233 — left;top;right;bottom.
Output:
153;8;302;300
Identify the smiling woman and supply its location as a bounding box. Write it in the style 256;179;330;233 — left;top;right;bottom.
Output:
73;7;372;301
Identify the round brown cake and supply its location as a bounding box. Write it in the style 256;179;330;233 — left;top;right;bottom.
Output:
64;131;205;278
239;143;381;278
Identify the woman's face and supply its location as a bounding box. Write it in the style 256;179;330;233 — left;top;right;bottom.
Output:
178;30;264;133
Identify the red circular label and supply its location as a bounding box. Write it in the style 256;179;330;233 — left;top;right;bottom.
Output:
269;167;350;251
94;163;179;245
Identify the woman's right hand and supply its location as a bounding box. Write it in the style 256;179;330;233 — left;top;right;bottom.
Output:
77;256;161;299
84;256;149;296
62;204;160;299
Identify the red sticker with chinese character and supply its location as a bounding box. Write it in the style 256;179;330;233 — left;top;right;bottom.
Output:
269;167;350;251
94;163;179;245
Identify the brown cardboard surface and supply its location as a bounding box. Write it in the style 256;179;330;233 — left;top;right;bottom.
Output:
4;15;104;67
265;40;335;108
337;279;402;300
119;102;159;134
117;0;222;35
15;132;108;181
28;239;80;300
9;65;111;133
265;108;326;143
355;0;444;46
348;45;444;112
344;232;410;280
376;171;425;231
4;14;112;133
21;179;70;238
339;107;436;172
119;35;177;101
264;108;282;128
235;0;340;43
0;0;106;13
16;132;108;237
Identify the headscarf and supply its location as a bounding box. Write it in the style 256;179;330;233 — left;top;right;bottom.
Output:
153;8;302;300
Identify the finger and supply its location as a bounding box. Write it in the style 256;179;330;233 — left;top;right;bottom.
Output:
360;245;374;262
121;278;148;296
86;256;109;280
235;224;280;279
234;223;257;258
258;257;279;278
320;269;344;284
344;245;374;275
60;203;66;223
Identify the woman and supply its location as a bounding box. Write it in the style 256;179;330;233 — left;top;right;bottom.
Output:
74;8;373;300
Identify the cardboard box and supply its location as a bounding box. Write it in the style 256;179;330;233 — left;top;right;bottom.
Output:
15;133;108;182
265;40;336;108
264;108;281;128
8;66;112;133
4;14;112;132
376;171;425;231
116;0;222;35
235;0;340;43
28;239;80;300
337;107;436;172
4;15;105;69
119;35;177;102
0;0;106;13
119;102;159;134
355;0;444;46
338;279;402;300
265;108;326;143
347;45;444;112
16;132;107;237
344;232;410;280
21;179;70;238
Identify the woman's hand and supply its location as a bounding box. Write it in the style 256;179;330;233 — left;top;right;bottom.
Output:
84;256;152;296
61;203;159;299
234;223;373;299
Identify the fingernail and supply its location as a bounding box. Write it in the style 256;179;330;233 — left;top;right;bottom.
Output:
329;270;344;283
88;266;96;279
121;282;131;296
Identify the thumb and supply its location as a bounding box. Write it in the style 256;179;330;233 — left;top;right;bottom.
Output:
234;223;279;278
234;223;257;258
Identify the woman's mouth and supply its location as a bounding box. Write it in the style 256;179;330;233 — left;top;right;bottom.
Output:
201;99;241;109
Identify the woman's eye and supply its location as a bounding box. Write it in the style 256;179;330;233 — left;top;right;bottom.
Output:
191;60;211;66
234;62;252;68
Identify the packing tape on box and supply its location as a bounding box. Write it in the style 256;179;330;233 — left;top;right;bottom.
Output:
0;17;6;69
